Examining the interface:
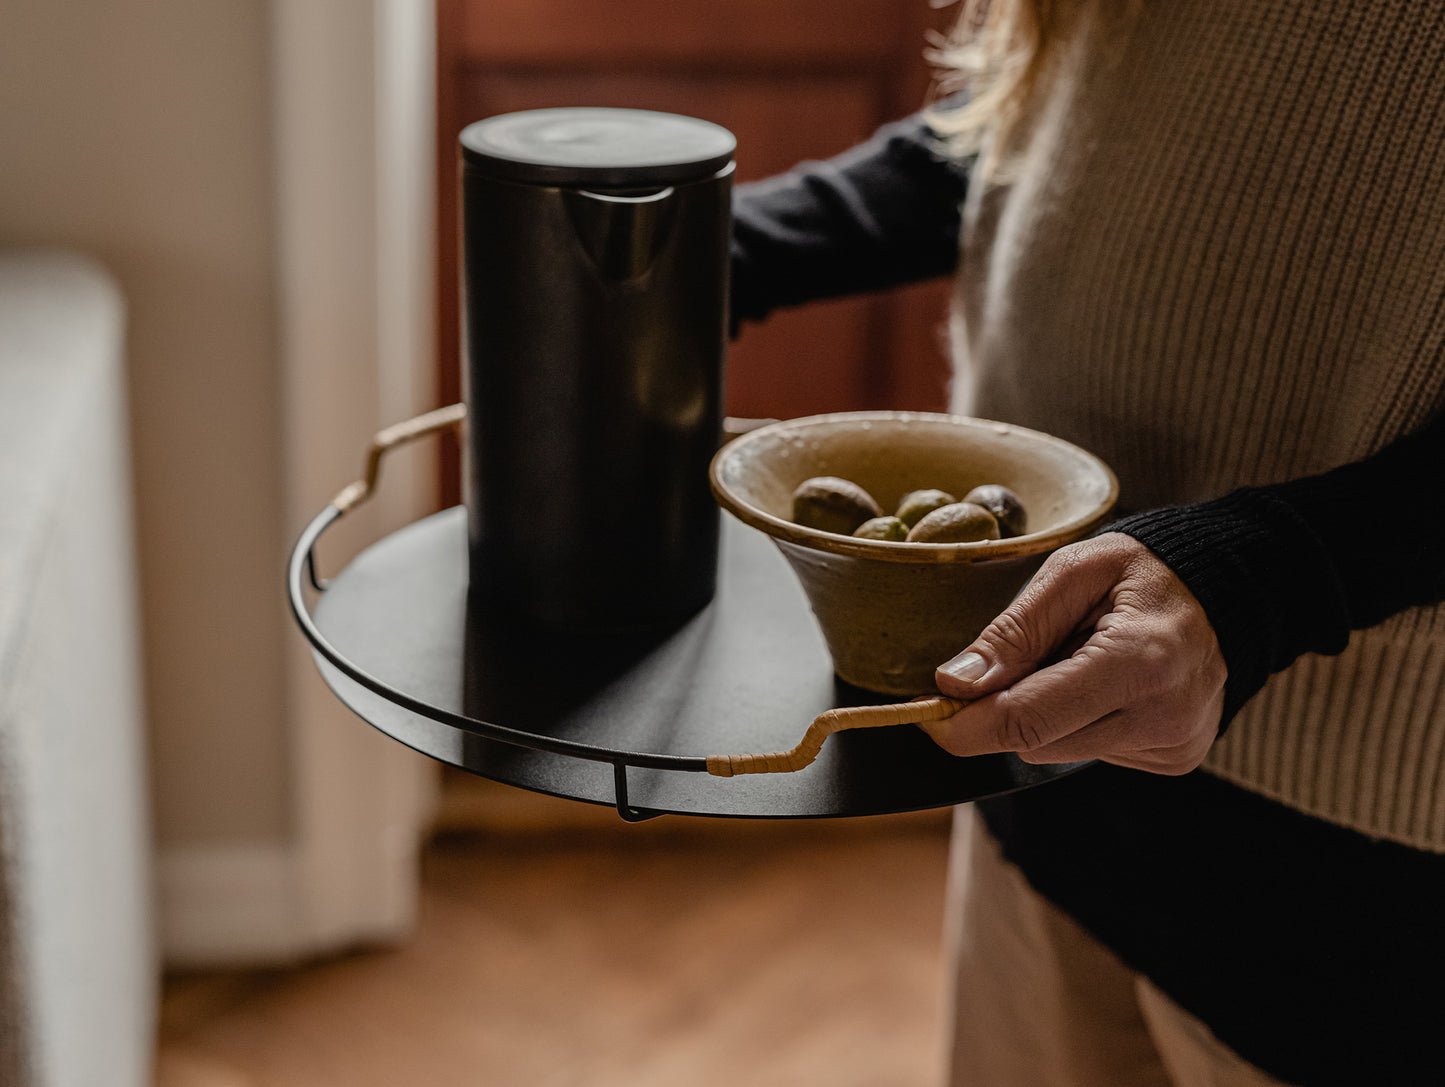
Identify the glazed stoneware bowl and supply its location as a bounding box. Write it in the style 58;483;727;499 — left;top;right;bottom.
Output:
709;411;1119;696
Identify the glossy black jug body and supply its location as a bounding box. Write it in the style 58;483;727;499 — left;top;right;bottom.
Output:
460;108;734;632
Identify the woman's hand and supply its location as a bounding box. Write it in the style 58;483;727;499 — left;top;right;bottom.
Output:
922;532;1227;775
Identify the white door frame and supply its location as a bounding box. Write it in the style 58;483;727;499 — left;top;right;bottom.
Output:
272;0;441;956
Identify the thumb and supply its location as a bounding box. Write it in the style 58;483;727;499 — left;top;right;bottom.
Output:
935;543;1119;697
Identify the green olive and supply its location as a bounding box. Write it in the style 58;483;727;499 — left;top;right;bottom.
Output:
895;488;957;528
962;484;1027;538
852;515;910;541
905;501;1001;543
791;476;883;536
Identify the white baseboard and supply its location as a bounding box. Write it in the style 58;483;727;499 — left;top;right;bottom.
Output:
157;842;308;969
157;824;427;970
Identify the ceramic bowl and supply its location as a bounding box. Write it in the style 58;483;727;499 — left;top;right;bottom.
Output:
709;411;1119;696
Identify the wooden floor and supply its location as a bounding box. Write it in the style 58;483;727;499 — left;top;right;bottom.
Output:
154;778;955;1087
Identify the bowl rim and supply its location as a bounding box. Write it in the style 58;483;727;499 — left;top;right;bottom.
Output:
708;410;1120;565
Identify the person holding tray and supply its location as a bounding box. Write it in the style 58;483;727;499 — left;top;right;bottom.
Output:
730;2;1445;1084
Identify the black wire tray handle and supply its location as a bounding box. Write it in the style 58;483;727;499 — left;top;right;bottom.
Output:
286;405;962;820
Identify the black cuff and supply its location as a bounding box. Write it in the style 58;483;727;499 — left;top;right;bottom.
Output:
1109;490;1352;727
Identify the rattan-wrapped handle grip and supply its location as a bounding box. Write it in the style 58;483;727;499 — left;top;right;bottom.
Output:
332;403;467;513
706;695;965;777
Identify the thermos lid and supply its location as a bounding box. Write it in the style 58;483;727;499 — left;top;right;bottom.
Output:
460;107;736;189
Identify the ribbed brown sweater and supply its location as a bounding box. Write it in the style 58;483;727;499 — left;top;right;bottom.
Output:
950;0;1445;851
731;6;1445;1077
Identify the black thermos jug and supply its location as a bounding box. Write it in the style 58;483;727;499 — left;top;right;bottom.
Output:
459;107;736;632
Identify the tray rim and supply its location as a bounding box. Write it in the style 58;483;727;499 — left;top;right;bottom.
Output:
287;503;1094;820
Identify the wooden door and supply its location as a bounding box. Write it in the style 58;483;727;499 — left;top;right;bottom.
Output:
435;0;957;502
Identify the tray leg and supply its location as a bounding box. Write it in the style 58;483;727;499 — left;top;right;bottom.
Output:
612;763;664;823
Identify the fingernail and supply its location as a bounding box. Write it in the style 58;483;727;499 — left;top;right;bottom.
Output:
939;651;987;682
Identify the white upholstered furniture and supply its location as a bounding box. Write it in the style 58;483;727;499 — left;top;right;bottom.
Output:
0;250;155;1087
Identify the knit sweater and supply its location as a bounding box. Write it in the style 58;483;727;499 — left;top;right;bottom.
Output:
951;0;1445;852
731;4;1445;1080
735;4;1445;851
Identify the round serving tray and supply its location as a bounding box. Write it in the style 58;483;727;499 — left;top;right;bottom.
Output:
288;497;1092;821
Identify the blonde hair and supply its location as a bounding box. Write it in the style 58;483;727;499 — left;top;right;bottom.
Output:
927;0;1131;173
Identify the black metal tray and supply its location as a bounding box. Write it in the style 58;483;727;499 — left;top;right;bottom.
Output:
288;496;1090;821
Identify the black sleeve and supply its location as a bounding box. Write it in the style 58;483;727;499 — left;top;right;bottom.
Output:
730;113;972;331
1109;411;1445;725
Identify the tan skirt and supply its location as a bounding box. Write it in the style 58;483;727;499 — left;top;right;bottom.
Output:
941;805;1294;1087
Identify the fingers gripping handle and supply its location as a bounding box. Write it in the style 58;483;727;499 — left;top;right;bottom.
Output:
706;695;964;777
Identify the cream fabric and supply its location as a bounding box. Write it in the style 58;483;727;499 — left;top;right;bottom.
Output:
0;251;154;1087
942;806;1293;1087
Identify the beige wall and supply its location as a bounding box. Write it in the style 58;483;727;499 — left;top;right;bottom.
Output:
0;1;291;844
